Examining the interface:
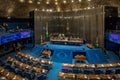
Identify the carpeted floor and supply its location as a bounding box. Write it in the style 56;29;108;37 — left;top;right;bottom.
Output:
106;51;120;63
86;49;108;64
51;50;73;63
0;44;120;80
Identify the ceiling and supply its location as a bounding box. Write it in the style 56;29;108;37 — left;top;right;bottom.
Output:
0;0;120;18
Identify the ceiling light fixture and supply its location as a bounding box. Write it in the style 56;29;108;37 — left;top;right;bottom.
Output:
71;0;74;3
37;2;40;4
42;8;45;11
79;0;82;2
55;2;58;5
28;0;33;3
19;0;24;3
46;1;50;4
63;0;67;4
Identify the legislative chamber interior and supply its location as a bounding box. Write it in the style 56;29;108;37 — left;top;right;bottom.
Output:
0;0;120;80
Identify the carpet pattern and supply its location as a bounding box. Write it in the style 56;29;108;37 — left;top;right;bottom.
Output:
51;50;73;64
86;49;108;64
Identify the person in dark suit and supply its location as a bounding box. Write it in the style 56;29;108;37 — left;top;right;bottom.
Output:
16;26;21;32
3;23;8;32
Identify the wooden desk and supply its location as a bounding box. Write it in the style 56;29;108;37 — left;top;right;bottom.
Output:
86;64;96;68
17;52;53;65
50;39;83;45
76;64;86;68
104;64;114;68
13;75;27;80
62;64;74;68
96;64;105;68
58;72;65;79
6;72;15;80
76;74;88;80
89;74;101;80
113;74;120;79
100;74;112;80
74;55;87;61
32;58;41;62
41;50;51;58
65;73;75;79
87;44;94;49
113;63;120;67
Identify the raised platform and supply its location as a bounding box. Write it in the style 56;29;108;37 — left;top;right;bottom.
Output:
50;39;83;46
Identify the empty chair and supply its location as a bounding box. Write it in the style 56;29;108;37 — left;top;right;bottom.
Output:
20;58;27;63
62;68;69;73
15;68;23;76
105;69;114;74
68;68;73;73
42;65;51;70
4;64;15;73
0;60;5;66
15;55;21;61
115;69;120;74
4;64;11;70
84;69;94;74
94;70;104;74
26;60;32;65
34;74;46;80
24;71;33;80
73;69;79;74
9;66;16;73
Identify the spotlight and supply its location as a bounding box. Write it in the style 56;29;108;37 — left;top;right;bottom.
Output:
71;0;74;3
37;2;40;4
79;0;82;2
19;0;24;3
28;0;33;3
88;0;91;1
46;1;50;4
63;0;67;4
55;2;58;5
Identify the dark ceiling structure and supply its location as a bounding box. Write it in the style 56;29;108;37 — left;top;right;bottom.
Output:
0;0;120;18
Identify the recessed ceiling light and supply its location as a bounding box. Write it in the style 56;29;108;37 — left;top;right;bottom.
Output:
57;6;61;12
37;2;40;4
63;0;67;4
71;0;74;3
42;9;45;11
79;0;82;2
87;7;90;9
46;1;50;4
19;0;24;3
55;2;58;5
28;0;33;3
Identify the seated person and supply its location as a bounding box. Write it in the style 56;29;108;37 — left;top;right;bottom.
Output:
15;26;22;32
2;23;8;32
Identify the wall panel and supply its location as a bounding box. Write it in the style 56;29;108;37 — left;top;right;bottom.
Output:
32;6;117;48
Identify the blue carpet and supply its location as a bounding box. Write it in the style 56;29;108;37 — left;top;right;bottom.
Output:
51;50;73;64
107;51;120;63
44;44;90;51
46;62;62;80
86;49;108;64
22;45;44;58
0;44;120;80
